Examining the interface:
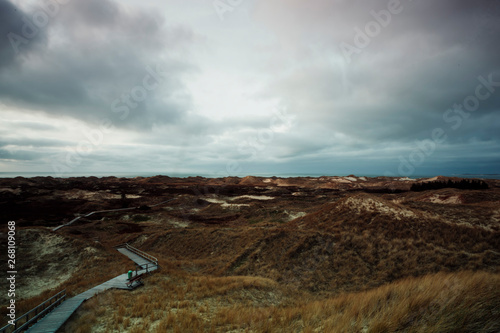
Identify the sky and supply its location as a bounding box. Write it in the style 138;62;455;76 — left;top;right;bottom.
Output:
0;0;499;178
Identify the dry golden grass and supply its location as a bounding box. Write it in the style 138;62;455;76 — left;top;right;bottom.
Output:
64;270;500;332
62;271;287;332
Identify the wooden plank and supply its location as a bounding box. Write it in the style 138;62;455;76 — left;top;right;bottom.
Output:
116;248;150;267
26;247;157;333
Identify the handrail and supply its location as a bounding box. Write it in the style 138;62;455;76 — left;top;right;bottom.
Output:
149;198;175;207
53;197;176;231
53;207;139;231
137;262;156;274
124;243;158;266
0;290;66;333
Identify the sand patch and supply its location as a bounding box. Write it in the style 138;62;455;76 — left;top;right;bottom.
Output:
332;177;351;183
0;187;21;195
275;179;294;186
14;230;82;300
62;190;142;201
22;267;76;300
426;194;463;205
230;195;274;201
422;176;439;182
285;211;307;221
204;198;250;209
167;219;190;228
343;196;416;220
203;195;274;209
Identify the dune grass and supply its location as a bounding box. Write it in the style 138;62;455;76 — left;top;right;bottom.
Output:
63;270;500;332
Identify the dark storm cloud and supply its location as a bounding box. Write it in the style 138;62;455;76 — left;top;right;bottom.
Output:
2;0;499;175
0;0;47;67
0;0;197;130
254;0;500;147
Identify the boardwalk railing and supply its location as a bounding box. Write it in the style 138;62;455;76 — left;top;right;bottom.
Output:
0;290;66;333
135;262;157;274
52;207;139;231
115;243;158;267
125;243;158;266
53;198;176;231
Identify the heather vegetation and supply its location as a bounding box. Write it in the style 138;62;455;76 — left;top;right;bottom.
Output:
1;175;499;332
410;179;489;191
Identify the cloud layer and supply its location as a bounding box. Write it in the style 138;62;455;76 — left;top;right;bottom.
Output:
1;0;499;177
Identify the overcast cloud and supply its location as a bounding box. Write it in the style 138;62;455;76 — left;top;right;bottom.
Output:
1;0;499;177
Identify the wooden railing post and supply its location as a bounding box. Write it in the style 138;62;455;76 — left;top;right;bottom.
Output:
0;289;66;332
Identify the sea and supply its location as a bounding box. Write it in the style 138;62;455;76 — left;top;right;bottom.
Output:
1;172;499;180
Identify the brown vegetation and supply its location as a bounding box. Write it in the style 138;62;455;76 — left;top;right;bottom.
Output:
63;270;500;332
1;175;499;331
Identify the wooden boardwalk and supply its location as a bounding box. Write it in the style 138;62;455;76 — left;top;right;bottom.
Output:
52;198;175;231
52;207;138;231
25;246;157;333
117;248;153;269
